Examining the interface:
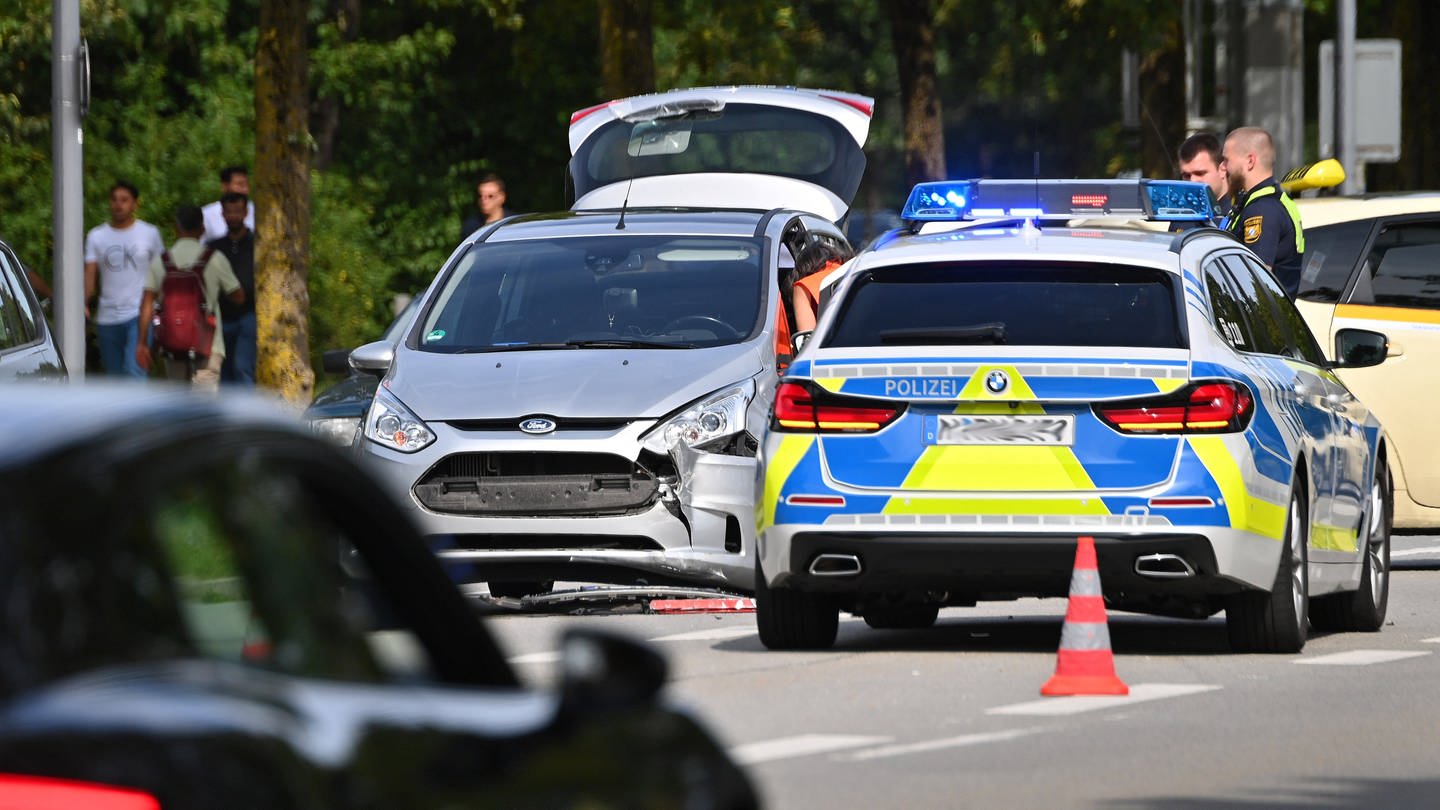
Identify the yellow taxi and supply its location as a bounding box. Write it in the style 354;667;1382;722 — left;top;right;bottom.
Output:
1296;191;1440;529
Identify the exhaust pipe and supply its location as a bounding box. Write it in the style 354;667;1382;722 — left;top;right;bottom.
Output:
1134;553;1196;579
809;553;863;577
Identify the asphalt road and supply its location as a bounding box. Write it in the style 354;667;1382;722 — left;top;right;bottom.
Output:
485;536;1440;809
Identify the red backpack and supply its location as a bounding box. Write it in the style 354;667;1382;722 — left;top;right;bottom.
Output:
155;246;217;359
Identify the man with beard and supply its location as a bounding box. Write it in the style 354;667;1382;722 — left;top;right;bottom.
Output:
1221;126;1305;297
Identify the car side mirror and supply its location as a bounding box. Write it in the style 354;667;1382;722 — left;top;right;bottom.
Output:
557;629;667;713
1332;328;1389;369
321;348;353;374
349;340;395;378
791;330;814;355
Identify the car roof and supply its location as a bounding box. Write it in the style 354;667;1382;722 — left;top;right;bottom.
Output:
475;209;772;244
859;224;1203;273
1296;192;1440;228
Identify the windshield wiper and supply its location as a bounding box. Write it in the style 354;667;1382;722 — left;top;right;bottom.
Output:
877;323;1007;346
455;342;575;354
565;339;693;350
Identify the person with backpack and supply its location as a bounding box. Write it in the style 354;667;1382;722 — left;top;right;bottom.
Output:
136;205;243;389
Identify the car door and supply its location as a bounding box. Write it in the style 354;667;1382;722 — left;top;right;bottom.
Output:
0;244;65;380
1321;216;1440;509
567;86;873;221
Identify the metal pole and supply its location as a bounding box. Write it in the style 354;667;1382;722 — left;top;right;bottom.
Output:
51;0;85;378
1336;0;1357;194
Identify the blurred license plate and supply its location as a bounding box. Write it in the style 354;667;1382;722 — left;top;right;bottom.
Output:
935;415;1074;446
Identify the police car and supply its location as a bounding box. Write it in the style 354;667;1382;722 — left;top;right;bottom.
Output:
755;179;1393;653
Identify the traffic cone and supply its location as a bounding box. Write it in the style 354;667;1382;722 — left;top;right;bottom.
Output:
1041;536;1129;696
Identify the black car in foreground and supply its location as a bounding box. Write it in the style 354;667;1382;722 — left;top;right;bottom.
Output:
0;384;755;809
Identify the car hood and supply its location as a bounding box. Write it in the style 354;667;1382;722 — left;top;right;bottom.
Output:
387;343;763;421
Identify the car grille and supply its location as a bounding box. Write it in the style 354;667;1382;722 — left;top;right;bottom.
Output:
415;452;658;516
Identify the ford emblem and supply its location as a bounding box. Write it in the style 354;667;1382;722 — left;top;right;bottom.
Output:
984;370;1009;395
519;417;557;435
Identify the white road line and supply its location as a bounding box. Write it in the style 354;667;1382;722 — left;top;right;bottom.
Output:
1294;649;1432;666
1390;546;1440;557
652;626;757;642
506;651;561;665
1422;638;1440;644
845;728;1043;761
986;683;1222;717
730;734;892;766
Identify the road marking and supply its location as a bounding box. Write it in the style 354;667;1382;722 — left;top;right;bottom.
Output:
1422;638;1440;644
731;734;891;765
845;728;1042;761
987;683;1221;716
507;651;561;665
652;626;757;642
1391;546;1440;557
1294;649;1432;666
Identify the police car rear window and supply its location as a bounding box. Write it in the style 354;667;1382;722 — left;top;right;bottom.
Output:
824;262;1183;349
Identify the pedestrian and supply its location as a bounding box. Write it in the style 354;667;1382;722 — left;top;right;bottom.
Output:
1176;131;1233;224
84;180;166;378
459;173;512;241
208;191;257;385
137;205;244;390
1222;126;1305;297
201;165;256;243
790;240;852;333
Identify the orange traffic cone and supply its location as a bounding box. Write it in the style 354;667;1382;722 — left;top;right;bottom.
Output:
1041;536;1129;696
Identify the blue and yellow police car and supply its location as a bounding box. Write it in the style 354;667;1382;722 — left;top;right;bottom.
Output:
756;179;1393;653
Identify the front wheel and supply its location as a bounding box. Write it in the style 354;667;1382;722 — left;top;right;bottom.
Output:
1227;484;1309;653
1312;460;1392;632
755;561;838;650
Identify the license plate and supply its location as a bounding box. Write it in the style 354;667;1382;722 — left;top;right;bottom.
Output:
934;414;1075;446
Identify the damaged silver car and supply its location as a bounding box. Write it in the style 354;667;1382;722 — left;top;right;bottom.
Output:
354;86;872;595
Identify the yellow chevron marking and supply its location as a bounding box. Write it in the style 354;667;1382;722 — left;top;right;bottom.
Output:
1154;377;1188;394
1311;522;1360;553
760;435;814;531
959;365;1038;400
1188;436;1285;540
815;377;846;393
897;444;1097;493
883;496;1110;516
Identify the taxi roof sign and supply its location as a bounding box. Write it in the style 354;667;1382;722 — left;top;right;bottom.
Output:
900;179;1215;224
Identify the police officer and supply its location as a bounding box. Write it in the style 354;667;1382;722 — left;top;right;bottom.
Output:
1177;131;1234;223
1221;126;1305;296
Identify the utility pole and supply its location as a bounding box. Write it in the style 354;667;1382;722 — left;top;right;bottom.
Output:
51;1;86;378
1336;0;1358;193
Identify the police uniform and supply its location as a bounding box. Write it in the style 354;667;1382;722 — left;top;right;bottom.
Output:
1225;177;1305;297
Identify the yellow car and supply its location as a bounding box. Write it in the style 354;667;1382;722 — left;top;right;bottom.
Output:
1296;191;1440;529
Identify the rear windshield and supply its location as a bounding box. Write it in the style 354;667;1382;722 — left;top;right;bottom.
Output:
570;103;865;205
417;235;766;351
824;262;1184;349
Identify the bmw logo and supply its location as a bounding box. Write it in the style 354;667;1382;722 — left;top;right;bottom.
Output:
519;417;557;434
984;370;1009;395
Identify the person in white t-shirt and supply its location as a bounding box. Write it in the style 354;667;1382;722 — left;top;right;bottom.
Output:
201;165;256;243
84;180;166;378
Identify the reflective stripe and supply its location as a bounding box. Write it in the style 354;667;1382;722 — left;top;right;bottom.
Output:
1058;621;1114;651
1228;184;1305;253
761;435;814;531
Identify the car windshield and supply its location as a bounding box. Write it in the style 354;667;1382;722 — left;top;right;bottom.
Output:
825;261;1184;349
416;235;766;352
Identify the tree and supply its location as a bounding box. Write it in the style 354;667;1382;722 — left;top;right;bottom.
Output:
889;0;946;186
255;0;312;404
599;0;654;99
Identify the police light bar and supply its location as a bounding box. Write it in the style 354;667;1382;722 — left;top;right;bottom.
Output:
900;179;1215;223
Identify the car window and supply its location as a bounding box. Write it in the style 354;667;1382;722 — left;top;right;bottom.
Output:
419;235;766;351
0;249;35;350
824;262;1183;349
1237;254;1327;366
1298;219;1372;303
1202;257;1253;352
1218;255;1289;357
1348;220;1440;310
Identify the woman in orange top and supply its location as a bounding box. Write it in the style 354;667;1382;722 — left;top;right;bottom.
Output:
791;241;851;333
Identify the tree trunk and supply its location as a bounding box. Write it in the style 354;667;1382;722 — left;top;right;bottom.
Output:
1367;0;1440;190
598;0;654;99
889;0;946;186
255;0;314;405
312;0;361;172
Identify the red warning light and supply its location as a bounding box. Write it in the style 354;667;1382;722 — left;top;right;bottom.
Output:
1071;194;1109;208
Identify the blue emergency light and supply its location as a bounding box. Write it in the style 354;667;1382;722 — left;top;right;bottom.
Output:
900;179;1215;224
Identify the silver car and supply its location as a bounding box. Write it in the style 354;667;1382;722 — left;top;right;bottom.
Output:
355;87;873;596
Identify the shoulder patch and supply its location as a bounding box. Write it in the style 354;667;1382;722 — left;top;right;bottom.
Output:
1243;215;1263;244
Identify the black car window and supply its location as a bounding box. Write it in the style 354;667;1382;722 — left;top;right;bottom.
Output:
1202;257;1253;352
0;250;32;350
1219;255;1289;357
1299;219;1373;303
1348;220;1440;310
824;262;1183;349
1237;254;1327;366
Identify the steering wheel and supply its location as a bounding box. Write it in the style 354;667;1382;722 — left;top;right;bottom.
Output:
663;315;741;339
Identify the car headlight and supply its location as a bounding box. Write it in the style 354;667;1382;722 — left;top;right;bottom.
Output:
642;383;753;453
309;416;361;447
363;385;435;453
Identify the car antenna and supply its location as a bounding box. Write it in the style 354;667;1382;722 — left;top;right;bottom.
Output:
616;176;631;231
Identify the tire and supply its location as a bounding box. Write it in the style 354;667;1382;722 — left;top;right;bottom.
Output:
1312;460;1392;632
755;561;838;650
1226;484;1309;653
487;580;554;599
863;603;940;630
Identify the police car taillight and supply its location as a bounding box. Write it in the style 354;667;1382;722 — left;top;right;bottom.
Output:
773;381;903;433
1093;381;1253;434
0;774;160;809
